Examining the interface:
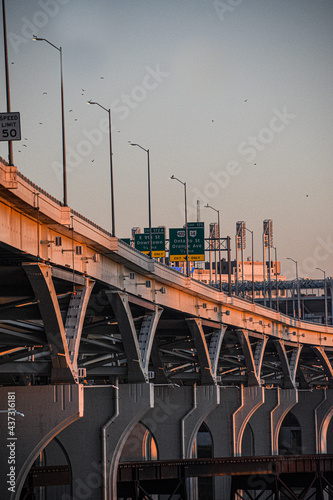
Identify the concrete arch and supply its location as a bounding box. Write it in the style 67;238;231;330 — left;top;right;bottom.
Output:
15;417;79;500
0;385;84;500
232;386;265;457
183;385;220;459
318;408;333;454
196;422;214;500
120;420;158;462
327;416;333;453
242;422;255;456
270;388;298;455
278;411;302;455
315;389;333;454
106;383;154;500
195;421;214;458
21;436;73;499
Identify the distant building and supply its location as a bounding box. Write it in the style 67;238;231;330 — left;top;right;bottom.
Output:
192;257;286;298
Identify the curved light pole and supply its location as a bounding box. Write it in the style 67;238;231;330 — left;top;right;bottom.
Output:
245;227;254;303
205;204;222;291
33;36;67;206
287;257;300;319
316;267;327;326
88;101;115;236
170;175;189;277
129;143;151;258
0;409;24;416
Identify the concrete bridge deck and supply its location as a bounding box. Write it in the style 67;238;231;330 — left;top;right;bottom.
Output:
1;160;333;499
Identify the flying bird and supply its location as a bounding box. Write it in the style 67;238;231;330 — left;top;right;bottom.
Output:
43;92;47;95
100;76;104;79
244;99;248;102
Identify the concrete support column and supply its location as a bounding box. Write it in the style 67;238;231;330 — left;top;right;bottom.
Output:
105;383;154;500
182;384;220;459
0;384;83;500
270;388;298;455
315;389;333;454
290;390;333;454
232;385;265;456
182;385;220;500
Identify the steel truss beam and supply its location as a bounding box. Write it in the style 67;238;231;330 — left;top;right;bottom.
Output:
23;263;94;383
186;318;226;384
273;340;302;389
106;291;162;383
65;280;95;372
312;346;333;388
236;329;268;386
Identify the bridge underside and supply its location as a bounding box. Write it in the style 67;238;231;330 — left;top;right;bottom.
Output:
1;166;333;500
0;242;333;390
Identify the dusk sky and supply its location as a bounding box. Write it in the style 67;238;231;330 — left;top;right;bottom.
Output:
1;0;332;279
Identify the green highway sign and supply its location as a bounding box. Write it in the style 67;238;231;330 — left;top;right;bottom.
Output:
135;228;165;257
144;227;165;234
120;238;131;245
187;222;204;228
169;224;205;262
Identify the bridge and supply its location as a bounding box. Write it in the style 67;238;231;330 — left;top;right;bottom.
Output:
0;158;333;500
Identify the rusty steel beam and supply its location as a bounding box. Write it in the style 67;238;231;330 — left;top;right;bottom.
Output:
118;454;333;482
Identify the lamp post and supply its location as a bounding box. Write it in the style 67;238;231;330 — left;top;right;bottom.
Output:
170;175;189;277
88;101;115;236
316;267;328;326
205;204;222;291
273;246;279;312
0;409;24;417
129;143;151;258
33;36;67;206
2;0;13;165
287;257;300;319
245;227;254;303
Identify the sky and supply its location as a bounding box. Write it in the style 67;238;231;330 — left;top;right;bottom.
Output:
1;0;333;279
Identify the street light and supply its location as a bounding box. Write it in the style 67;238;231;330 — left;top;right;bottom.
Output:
205;204;222;291
316;267;328;326
287;257;300;319
273;246;279;312
88;101;115;236
170;175;189;277
245;227;254;303
2;0;13;165
129;143;151;258
0;409;24;417
33;35;67;206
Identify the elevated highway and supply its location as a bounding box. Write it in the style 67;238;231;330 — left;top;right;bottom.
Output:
0;159;333;500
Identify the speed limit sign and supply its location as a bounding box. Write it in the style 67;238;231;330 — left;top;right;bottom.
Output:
0;112;21;141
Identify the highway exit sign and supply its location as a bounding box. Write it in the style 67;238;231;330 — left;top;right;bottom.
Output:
0;112;21;141
135;227;166;258
169;223;205;262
